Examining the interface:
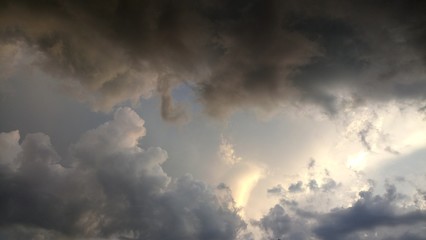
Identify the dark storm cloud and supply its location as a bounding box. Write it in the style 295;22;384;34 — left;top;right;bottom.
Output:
0;108;246;239
1;0;426;118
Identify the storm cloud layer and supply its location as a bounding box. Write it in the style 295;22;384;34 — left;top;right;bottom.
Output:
0;108;246;239
1;1;426;240
1;0;426;118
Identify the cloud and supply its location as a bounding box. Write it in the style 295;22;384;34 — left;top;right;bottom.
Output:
1;1;425;118
0;130;21;169
256;182;426;240
267;185;285;196
2;2;426;239
384;232;426;240
252;205;291;238
221;161;263;209
307;158;315;169
321;178;339;192
253;203;312;240
219;136;242;165
288;181;304;193
308;179;319;191
157;75;189;123
0;108;246;239
314;185;426;240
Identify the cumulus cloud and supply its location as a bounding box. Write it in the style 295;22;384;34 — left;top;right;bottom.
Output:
2;2;426;239
1;0;426;118
288;181;304;193
313;185;426;240
253;205;291;238
267;185;285;196
256;181;426;240
0;108;246;239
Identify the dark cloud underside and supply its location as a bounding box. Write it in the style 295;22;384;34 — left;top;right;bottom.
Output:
1;0;426;118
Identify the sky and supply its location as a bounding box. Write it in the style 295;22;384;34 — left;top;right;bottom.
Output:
0;0;426;239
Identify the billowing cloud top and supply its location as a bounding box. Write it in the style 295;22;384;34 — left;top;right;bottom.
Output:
0;108;246;239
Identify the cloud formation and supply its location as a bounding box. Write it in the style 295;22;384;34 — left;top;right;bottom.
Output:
313;185;426;240
1;0;426;118
256;181;426;240
1;1;426;239
0;108;246;239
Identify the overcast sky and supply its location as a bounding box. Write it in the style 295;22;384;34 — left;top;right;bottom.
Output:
1;0;426;239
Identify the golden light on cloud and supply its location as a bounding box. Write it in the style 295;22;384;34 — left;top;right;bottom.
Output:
219;136;263;209
233;167;263;208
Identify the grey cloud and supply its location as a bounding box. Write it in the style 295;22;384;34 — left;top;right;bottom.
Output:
0;0;211;118
307;178;340;192
267;184;285;195
385;146;400;155
252;205;292;239
358;122;374;151
308;179;319;191
254;204;312;240
384;232;426;240
256;183;426;240
0;131;21;169
0;108;246;239
280;199;299;208
308;158;315;169
321;178;339;192
198;0;320;117
286;177;339;194
288;181;304;193
314;186;426;240
1;1;426;118
157;74;189;123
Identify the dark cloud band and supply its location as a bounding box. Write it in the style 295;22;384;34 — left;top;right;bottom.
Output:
1;0;426;118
